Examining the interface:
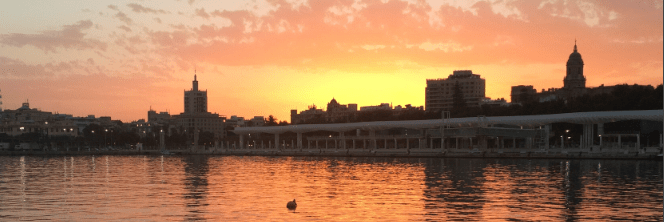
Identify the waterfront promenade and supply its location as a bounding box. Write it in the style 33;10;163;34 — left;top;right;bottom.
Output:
2;110;661;159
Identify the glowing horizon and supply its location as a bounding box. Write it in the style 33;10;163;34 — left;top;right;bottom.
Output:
0;0;661;122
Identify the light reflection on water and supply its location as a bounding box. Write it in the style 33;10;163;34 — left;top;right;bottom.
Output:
0;156;661;221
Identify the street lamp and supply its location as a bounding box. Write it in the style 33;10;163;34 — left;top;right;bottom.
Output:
105;129;108;148
561;135;564;148
91;130;95;151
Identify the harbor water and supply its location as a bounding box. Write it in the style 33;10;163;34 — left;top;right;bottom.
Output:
0;155;661;221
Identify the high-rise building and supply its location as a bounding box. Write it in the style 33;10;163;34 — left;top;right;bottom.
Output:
425;70;486;112
184;75;208;113
173;75;225;141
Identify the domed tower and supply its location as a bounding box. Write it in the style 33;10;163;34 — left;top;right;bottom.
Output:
327;98;340;112
563;41;586;89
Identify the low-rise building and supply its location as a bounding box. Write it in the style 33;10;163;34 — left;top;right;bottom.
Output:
246;116;265;127
291;105;325;124
0;102;79;137
511;85;537;104
291;98;358;124
479;98;509;107
360;103;391;111
291;99;425;124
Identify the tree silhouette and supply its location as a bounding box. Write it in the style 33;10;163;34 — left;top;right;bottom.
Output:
266;115;278;126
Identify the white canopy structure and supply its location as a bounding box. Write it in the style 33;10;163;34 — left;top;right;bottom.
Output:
233;110;663;135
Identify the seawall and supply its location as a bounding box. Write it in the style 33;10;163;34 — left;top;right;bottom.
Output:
1;147;662;160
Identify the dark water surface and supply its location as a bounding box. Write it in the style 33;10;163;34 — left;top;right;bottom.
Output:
0;155;661;221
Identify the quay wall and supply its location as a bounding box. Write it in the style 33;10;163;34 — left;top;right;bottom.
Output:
1;147;662;160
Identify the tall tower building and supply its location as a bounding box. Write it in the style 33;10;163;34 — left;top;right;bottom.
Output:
175;73;225;142
563;41;586;89
184;74;208;113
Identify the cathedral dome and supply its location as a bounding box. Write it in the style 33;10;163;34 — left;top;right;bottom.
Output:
566;43;584;66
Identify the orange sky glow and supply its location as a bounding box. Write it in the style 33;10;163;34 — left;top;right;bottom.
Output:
0;0;662;122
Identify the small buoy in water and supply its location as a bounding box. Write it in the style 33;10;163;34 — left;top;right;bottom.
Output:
287;199;297;210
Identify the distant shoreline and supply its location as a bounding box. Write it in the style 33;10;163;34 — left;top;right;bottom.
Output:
1;147;662;160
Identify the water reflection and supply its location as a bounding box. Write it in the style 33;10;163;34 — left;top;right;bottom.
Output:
0;156;660;221
183;155;210;221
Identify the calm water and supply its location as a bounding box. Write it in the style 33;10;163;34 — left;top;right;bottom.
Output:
0;155;661;221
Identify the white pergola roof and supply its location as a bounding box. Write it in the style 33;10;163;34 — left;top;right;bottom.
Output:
233;110;663;135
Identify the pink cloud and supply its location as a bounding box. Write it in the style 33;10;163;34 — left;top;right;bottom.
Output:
118;25;132;32
195;8;210;19
127;3;168;14
115;12;133;25
0;57;55;78
0;20;107;53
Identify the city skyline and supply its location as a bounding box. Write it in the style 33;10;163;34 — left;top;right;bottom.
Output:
0;0;662;122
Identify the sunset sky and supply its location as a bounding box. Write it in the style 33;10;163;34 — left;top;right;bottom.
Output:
0;0;662;122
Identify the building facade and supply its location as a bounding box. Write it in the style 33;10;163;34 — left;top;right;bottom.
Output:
290;105;325;124
425;70;486;112
184;75;208;113
510;85;537;104
148;109;172;125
